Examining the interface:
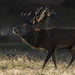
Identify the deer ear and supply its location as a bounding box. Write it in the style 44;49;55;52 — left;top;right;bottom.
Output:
34;28;41;31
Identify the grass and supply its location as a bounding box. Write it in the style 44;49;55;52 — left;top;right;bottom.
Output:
0;44;75;75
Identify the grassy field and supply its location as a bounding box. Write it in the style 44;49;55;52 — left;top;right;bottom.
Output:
0;44;75;75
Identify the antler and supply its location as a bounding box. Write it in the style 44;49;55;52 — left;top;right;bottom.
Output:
20;12;33;25
34;7;50;23
20;7;56;25
30;7;44;24
20;12;28;18
35;7;43;16
50;10;56;15
27;12;32;17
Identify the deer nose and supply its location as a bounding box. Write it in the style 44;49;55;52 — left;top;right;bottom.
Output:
13;27;17;31
13;27;18;34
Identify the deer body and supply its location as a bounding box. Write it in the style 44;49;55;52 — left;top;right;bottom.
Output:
13;25;75;69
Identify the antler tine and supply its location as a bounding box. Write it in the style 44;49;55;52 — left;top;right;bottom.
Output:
40;7;43;10
35;7;39;15
50;10;53;14
35;7;43;16
27;12;32;17
38;7;43;12
36;7;40;12
45;6;49;10
20;12;27;18
42;6;49;14
37;7;43;12
20;12;24;17
50;10;56;15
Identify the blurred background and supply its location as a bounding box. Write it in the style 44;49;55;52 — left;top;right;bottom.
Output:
0;0;75;44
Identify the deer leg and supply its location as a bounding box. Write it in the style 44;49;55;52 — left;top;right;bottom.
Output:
66;54;75;69
67;46;75;69
52;51;57;69
42;48;55;69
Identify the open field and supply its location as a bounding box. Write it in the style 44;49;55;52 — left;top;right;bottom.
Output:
0;4;75;75
0;44;75;75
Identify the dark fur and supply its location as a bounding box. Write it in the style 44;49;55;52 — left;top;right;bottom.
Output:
13;25;75;69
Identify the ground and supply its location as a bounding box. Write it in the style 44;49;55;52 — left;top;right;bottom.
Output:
0;44;75;75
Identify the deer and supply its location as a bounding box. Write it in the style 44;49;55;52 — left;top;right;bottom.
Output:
13;24;75;69
13;7;75;69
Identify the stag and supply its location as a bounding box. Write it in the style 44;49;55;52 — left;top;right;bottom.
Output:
13;7;75;69
13;25;75;69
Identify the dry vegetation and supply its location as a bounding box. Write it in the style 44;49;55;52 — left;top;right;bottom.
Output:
0;45;75;75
